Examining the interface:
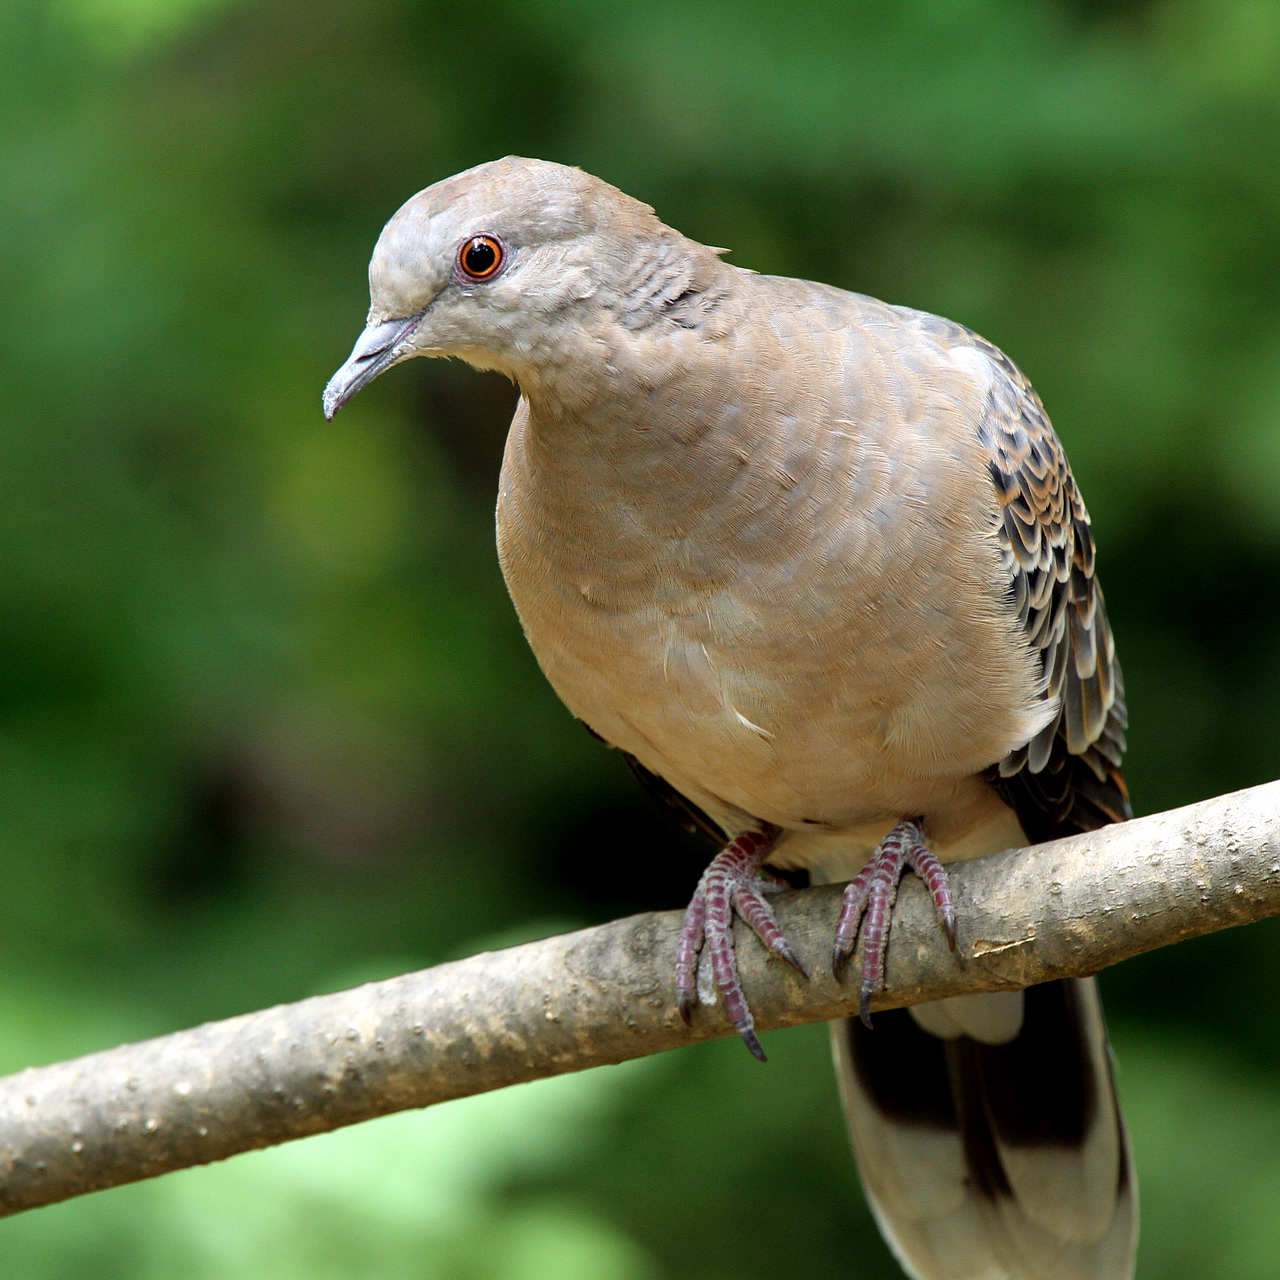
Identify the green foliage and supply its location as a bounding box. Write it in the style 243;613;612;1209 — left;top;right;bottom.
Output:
3;0;1279;1274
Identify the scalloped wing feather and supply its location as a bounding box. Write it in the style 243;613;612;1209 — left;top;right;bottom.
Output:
973;339;1130;843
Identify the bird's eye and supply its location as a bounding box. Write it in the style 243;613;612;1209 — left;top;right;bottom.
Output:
457;235;506;282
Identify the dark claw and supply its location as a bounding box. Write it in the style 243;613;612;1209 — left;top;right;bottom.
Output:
776;938;809;980
859;984;874;1030
742;1028;768;1062
940;909;958;951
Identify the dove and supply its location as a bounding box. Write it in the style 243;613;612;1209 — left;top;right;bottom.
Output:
324;157;1136;1279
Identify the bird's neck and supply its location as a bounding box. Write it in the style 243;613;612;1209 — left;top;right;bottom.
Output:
510;328;763;531
496;277;829;587
501;233;740;420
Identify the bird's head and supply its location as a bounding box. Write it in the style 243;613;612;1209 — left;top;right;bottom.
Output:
322;156;676;419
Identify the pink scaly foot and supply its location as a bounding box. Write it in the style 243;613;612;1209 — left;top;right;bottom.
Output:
676;823;808;1062
832;817;957;1028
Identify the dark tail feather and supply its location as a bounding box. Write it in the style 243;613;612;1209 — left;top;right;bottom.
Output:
831;979;1136;1280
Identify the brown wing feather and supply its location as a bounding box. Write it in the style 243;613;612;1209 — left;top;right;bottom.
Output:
973;339;1131;843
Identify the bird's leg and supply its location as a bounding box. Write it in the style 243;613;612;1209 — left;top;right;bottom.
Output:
832;817;957;1028
675;822;808;1062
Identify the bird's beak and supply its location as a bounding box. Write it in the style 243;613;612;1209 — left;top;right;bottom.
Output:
322;312;425;420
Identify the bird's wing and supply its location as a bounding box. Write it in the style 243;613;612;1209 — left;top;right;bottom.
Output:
974;337;1130;843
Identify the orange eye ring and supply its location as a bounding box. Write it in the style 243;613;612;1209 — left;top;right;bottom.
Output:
457;234;506;282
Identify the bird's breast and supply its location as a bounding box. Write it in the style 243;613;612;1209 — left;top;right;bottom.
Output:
499;523;1047;833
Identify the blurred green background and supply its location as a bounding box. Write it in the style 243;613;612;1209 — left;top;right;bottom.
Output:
3;0;1279;1276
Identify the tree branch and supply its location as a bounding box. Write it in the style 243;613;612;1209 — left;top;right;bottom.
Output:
3;779;1279;1216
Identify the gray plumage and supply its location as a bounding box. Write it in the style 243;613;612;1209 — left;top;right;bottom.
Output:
324;157;1136;1280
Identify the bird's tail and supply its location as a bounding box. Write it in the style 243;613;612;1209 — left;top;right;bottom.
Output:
831;979;1137;1280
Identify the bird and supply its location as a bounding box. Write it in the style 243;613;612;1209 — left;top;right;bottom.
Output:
323;157;1137;1280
